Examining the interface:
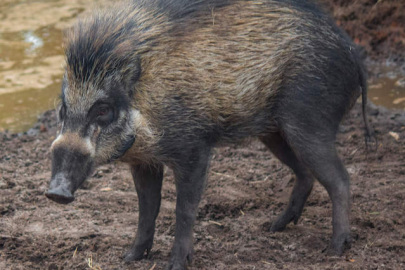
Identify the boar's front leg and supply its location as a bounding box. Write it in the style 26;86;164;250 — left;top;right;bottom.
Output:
124;163;164;261
165;147;211;270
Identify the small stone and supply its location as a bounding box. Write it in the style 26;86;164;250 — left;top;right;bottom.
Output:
392;97;405;105
27;128;39;136
389;131;400;141
395;78;405;88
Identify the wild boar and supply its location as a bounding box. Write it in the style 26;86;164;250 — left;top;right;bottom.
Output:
46;0;372;269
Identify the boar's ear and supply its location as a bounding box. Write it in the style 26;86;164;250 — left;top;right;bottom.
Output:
122;56;141;97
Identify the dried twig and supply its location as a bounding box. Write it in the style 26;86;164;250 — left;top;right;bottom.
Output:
208;220;223;227
73;247;78;258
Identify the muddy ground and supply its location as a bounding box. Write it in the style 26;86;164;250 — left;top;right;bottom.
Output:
1;0;405;270
1;102;405;270
321;0;405;62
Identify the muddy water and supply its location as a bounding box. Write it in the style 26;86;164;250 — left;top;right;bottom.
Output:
0;26;64;132
0;1;405;133
368;64;405;110
0;0;109;133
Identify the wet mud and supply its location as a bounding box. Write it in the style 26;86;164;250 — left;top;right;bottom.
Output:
1;103;405;270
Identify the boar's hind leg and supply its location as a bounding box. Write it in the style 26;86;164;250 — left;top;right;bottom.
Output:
260;133;314;232
124;163;164;262
166;147;211;270
282;126;351;255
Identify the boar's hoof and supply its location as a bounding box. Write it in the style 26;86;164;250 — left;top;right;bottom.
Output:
123;246;150;262
164;261;187;270
269;216;293;232
326;233;352;256
45;188;74;204
269;221;287;233
164;251;192;270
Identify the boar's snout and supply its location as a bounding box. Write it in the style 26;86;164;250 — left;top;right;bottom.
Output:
46;172;76;204
46;186;74;204
46;172;75;204
46;134;95;204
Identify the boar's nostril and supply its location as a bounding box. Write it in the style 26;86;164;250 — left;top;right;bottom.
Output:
45;187;75;204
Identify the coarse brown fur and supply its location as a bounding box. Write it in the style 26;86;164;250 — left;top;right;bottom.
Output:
64;0;362;164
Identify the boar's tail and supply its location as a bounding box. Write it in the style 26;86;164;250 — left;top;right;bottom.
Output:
359;67;376;150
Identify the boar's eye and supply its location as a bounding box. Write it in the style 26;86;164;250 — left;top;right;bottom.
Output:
96;105;114;126
89;103;114;126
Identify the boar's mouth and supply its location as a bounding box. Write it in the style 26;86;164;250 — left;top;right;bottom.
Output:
45;172;76;204
46;187;75;204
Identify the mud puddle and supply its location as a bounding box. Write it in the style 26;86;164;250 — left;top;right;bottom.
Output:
0;26;64;132
368;64;405;110
0;82;61;132
0;0;109;133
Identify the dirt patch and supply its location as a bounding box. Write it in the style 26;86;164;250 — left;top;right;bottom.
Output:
319;0;405;62
1;102;404;270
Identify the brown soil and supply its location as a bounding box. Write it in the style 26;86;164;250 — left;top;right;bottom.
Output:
1;104;405;270
1;0;405;270
319;0;405;62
